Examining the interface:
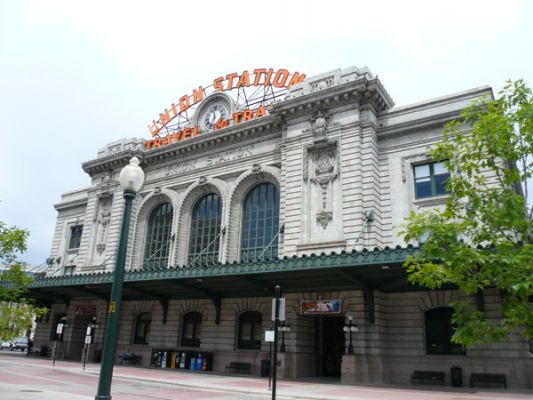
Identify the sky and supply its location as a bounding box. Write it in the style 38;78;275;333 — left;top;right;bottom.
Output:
0;0;532;267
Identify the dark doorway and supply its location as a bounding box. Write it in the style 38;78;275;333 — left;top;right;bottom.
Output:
318;316;345;377
65;314;94;360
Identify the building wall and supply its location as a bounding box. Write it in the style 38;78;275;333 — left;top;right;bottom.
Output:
35;67;532;388
32;288;532;387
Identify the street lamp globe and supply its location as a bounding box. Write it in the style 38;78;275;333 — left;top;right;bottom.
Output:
118;157;145;193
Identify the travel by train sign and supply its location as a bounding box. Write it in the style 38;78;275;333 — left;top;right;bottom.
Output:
145;68;306;152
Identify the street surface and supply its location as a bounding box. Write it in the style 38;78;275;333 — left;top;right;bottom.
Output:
0;351;531;400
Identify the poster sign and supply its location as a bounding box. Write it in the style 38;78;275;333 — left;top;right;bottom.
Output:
265;330;275;342
271;298;286;321
301;299;342;315
85;335;92;344
56;323;64;334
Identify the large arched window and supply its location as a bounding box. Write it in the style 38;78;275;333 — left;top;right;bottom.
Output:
188;193;222;265
143;202;173;269
238;311;262;350
240;183;280;262
181;312;202;347
133;312;152;344
425;307;465;355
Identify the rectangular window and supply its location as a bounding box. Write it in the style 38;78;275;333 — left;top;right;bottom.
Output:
64;265;76;275
414;161;450;199
68;225;83;250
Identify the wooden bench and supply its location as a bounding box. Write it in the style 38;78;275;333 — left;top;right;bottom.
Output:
470;373;507;388
225;362;252;375
411;370;445;385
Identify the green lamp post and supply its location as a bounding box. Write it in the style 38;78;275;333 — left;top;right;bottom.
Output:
95;156;144;400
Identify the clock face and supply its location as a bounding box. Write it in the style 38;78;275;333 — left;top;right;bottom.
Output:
204;104;228;130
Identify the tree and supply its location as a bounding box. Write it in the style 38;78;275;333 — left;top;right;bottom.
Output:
0;220;47;340
401;80;533;347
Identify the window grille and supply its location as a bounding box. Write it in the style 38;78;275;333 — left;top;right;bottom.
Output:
188;193;222;265
240;183;280;262
143;203;173;269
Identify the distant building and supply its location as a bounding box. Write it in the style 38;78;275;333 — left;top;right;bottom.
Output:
29;67;532;387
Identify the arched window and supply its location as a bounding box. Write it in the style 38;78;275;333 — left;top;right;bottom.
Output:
143;202;173;269
133;312;152;344
238;311;262;350
188;193;222;265
241;183;280;262
181;312;202;347
425;307;465;355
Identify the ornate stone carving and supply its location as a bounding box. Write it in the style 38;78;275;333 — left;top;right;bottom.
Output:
154;186;162;195
305;142;338;229
198;176;207;185
96;243;106;254
252;163;261;174
310;111;330;142
311;76;334;92
316;210;333;229
94;197;112;252
96;171;114;194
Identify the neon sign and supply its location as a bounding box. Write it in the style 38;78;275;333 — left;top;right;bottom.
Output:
145;68;306;152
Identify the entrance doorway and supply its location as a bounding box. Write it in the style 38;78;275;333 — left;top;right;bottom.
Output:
317;316;345;377
65;314;94;360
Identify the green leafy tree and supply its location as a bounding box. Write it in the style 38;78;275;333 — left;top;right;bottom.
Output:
0;220;47;340
401;80;533;347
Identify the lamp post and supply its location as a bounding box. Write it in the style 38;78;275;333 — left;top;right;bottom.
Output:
343;316;358;355
278;321;290;353
95;157;144;400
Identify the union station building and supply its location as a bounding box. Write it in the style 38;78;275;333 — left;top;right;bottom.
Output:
29;67;532;388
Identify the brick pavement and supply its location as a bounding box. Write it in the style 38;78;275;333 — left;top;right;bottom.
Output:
1;352;531;400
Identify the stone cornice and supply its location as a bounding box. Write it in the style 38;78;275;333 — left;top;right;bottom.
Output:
29;246;417;288
82;150;142;177
275;75;394;118
54;197;88;211
377;110;463;139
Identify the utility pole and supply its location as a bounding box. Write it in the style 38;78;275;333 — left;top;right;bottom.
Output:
272;285;281;400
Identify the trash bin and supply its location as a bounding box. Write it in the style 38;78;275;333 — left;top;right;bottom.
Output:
261;359;271;377
451;366;463;387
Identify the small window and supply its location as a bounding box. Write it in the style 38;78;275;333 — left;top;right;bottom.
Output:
133;312;152;345
425;307;465;355
68;225;83;250
181;312;202;347
238;311;262;350
414;161;450;199
64;265;76;276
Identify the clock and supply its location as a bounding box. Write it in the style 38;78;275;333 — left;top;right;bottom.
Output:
203;104;228;130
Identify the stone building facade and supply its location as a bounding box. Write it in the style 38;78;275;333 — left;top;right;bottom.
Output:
30;67;532;388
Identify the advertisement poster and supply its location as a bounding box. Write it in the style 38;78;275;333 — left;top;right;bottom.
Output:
301;299;342;315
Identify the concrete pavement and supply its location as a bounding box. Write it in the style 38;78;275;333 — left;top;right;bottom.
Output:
1;352;532;400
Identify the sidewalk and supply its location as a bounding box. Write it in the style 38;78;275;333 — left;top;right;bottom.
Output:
2;354;532;400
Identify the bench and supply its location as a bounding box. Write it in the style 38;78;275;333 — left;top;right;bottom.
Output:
225;362;252;375
28;346;50;357
411;370;445;385
470;373;507;388
118;353;142;365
